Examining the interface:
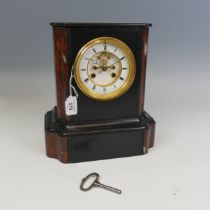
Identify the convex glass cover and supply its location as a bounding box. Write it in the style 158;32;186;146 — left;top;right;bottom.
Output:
74;37;136;100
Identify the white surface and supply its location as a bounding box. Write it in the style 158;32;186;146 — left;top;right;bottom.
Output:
0;68;210;210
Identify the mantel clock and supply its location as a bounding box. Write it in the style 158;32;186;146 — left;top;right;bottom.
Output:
45;23;156;163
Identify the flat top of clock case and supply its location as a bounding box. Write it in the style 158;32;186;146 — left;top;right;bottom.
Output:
50;22;152;27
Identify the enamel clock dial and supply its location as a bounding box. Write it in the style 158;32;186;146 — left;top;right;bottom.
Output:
74;37;136;100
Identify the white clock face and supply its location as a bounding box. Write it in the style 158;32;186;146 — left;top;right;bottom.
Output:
74;37;136;100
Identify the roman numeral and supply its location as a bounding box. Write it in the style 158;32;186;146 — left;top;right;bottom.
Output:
81;68;86;71
114;85;117;88
103;87;106;92
92;47;97;53
114;47;117;53
92;85;96;90
104;42;107;51
84;78;89;83
120;56;125;61
122;67;127;70
120;77;124;81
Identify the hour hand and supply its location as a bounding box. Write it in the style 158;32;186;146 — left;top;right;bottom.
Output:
107;60;120;70
92;65;102;70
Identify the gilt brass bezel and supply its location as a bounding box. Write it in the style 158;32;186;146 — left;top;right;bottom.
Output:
74;37;136;101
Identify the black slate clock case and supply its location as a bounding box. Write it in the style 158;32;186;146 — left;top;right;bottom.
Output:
45;23;156;163
70;26;140;122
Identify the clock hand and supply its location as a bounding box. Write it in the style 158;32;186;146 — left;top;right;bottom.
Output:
90;58;110;71
93;66;108;73
93;66;102;70
107;60;120;70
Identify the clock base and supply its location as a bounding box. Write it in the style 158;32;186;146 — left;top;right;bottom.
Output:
45;107;155;163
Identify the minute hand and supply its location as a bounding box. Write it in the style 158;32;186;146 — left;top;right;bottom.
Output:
107;60;120;69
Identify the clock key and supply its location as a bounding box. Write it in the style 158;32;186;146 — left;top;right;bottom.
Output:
80;172;122;194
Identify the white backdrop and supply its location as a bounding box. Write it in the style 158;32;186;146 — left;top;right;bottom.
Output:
0;0;210;209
